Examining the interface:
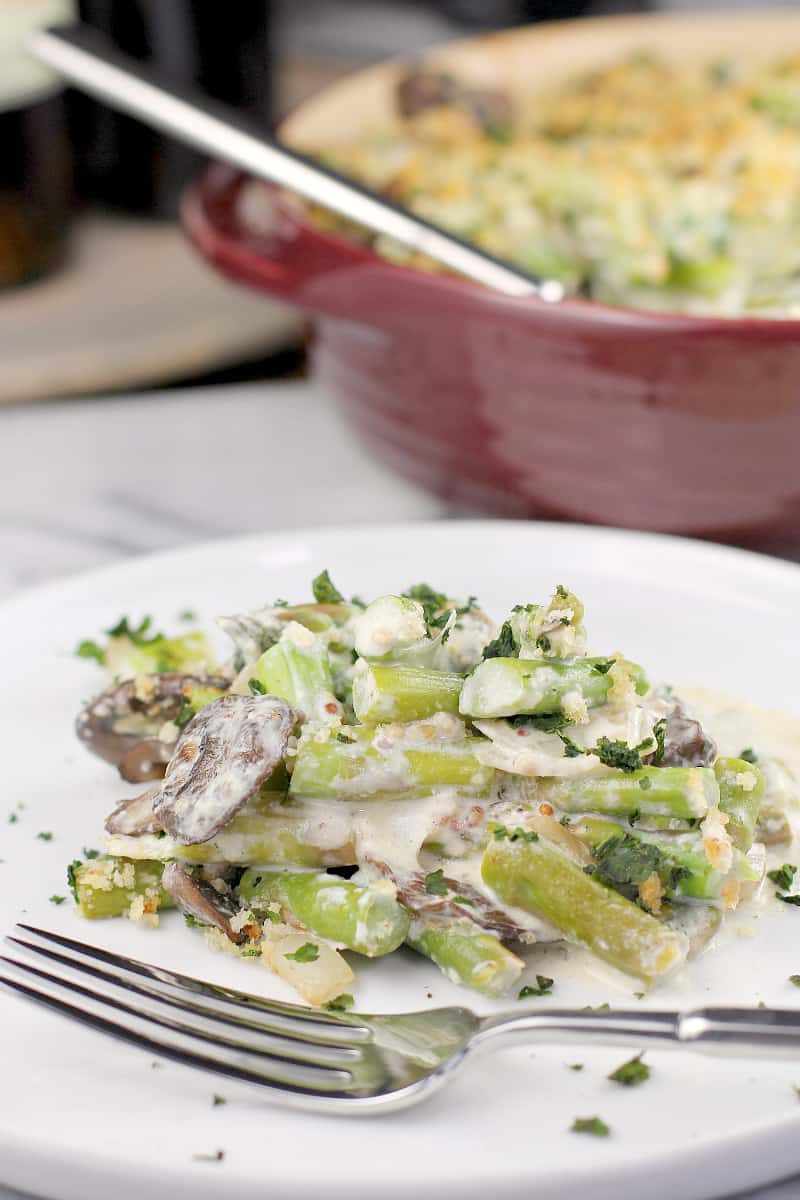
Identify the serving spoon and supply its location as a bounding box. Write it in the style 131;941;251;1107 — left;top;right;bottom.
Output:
31;23;563;302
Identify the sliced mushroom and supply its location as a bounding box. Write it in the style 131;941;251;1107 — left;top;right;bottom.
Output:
161;862;247;945
104;785;163;835
76;673;229;783
379;863;533;941
654;701;717;767
153;693;297;844
396;69;459;117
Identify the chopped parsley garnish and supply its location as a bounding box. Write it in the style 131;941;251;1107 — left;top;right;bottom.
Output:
536;634;551;653
175;695;196;729
8;813;18;824
789;975;800;988
452;895;475;907
638;777;652;791
312;569;344;605
248;678;267;695
83;847;100;859
608;1054;650;1086
555;584;569;599
590;658;615;675
49;894;66;905
493;825;539;843
285;942;319;963
767;864;797;892
591;834;664;888
777;893;800;907
325;993;355;1012
424;869;448;896
184;914;208;929
567;1063;584;1071
240;947;262;957
212;1094;226;1106
518;975;554;999
67;860;82;902
739;747;758;763
482;620;518;660
571;1116;610;1137
593;736;652;773
179;609;197;622
557;732;584;759
36;831;53;842
106;614;163;645
509;712;571;733
76;639;105;664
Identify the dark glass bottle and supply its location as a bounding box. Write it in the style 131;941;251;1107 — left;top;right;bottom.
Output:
70;0;274;217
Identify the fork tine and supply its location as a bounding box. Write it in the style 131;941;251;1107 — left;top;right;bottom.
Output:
14;923;371;1043
0;962;376;1109
6;931;361;1069
1;953;359;1097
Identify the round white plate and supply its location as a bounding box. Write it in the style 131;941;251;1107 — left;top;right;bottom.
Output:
2;521;800;1200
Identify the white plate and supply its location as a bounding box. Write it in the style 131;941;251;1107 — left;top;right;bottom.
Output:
2;521;800;1200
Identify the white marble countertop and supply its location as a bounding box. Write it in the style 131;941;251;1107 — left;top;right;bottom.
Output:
0;378;797;1200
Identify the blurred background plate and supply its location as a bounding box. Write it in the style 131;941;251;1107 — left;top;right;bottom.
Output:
0;213;302;406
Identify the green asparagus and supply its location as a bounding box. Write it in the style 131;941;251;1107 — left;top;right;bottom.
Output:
545;766;718;820
239;868;409;956
460;656;647;719
407;914;524;998
289;736;494;800
482;833;688;979
352;663;463;723
715;757;765;851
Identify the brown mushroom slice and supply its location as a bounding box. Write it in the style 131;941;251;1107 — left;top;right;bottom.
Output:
76;673;229;783
104;785;163;835
654;701;717;767
161;862;246;945
153;693;297;845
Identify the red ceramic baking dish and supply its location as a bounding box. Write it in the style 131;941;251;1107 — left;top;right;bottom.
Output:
183;10;800;541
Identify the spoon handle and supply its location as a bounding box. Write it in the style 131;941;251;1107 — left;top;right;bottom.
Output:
31;23;560;301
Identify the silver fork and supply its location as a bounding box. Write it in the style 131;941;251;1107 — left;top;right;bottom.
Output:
3;924;800;1115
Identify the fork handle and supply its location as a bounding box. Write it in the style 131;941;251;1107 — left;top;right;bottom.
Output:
474;1007;800;1058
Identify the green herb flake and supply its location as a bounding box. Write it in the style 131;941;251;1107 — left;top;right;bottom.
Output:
593;737;646;774
557;732;584;759
424;868;448;896
638;776;652;791
83;847;100;860
789;975;800;987
8;813;18;824
312;569;344;605
76;639;105;665
571;1116;610;1137
608;1054;650;1087
212;1094;226;1106
184;914;208;929
567;1063;584;1071
493;825;539;844
179;609;197;623
285;942;319;963
49;894;66;905
248;678;267;696
591;833;664;888
590;658;615;676
36;831;53;842
175;695;196;729
740;747;758;763
325;993;355;1012
240;947;262;957
777;893;800;907
767;864;797;892
67;860;82;902
653;717;667;761
518;975;554;999
452;895;476;907
481;619;518;660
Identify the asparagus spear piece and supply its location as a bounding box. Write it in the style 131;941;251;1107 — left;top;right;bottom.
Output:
68;857;174;920
289;736;494;800
460;656;647;719
715;757;765;852
570;816;758;905
482;832;688;980
545;766;718;821
253;628;341;724
407;914;524;998
352;663;463;723
239;868;410;957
